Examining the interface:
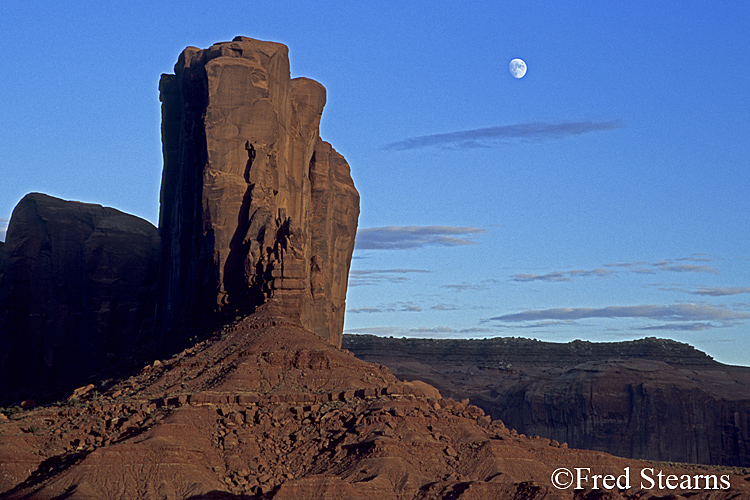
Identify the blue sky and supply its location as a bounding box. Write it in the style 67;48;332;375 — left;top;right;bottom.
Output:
1;1;748;365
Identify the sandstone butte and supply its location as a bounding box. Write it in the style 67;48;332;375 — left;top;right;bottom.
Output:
158;37;359;346
1;37;750;499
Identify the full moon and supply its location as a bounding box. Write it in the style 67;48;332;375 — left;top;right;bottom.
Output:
509;58;527;79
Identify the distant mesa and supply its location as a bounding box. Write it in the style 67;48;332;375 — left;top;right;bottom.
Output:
344;335;750;467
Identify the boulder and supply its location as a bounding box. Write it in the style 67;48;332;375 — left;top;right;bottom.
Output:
158;37;359;346
0;193;159;404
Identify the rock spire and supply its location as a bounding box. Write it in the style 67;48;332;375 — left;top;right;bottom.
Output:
158;37;359;346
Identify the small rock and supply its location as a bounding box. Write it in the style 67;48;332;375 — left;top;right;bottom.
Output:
258;474;272;484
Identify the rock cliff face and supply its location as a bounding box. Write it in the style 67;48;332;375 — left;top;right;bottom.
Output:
344;335;750;467
158;37;358;347
0;193;159;405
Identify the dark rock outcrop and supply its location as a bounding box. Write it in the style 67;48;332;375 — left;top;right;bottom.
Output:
158;37;359;347
0;193;159;405
344;335;750;467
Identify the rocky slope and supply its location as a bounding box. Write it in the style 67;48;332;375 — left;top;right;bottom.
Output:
158;37;358;346
2;309;749;499
0;193;159;405
343;335;750;467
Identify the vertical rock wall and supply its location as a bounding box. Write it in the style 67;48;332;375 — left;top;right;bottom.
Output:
158;37;359;346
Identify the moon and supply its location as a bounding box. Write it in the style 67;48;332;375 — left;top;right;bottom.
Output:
509;58;527;79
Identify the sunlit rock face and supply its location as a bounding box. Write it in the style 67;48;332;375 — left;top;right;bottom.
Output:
158;37;359;346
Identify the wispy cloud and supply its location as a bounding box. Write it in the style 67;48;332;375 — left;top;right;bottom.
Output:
348;268;431;286
348;302;423;314
489;303;750;323
512;257;719;285
431;303;460;311
639;322;717;332
675;254;715;263
441;279;498;292
655;263;718;274
603;257;719;275
344;326;496;339
355;226;484;250
0;217;8;242
511;268;613;282
383;120;622;151
688;287;750;297
491;320;582;329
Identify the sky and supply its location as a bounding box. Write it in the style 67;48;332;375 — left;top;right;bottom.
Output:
1;1;748;365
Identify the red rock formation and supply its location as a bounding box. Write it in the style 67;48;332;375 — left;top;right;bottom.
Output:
343;335;750;467
0;193;159;405
158;37;358;347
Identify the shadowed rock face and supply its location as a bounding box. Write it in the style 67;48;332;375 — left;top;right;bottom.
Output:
0;193;159;405
343;335;750;467
158;37;358;347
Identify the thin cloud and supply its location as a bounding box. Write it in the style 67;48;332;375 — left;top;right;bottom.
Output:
344;326;496;339
348;302;423;314
604;261;649;268
0;217;8;242
489;303;750;323
383;120;622;151
348;268;431;286
515;257;718;284
689;287;750;297
511;268;613;282
442;282;490;292
351;269;431;275
655;263;719;274
431;303;460;311
347;307;383;314
491;320;581;329
603;257;719;275
639;322;717;332
675;254;715;263
355;226;484;250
